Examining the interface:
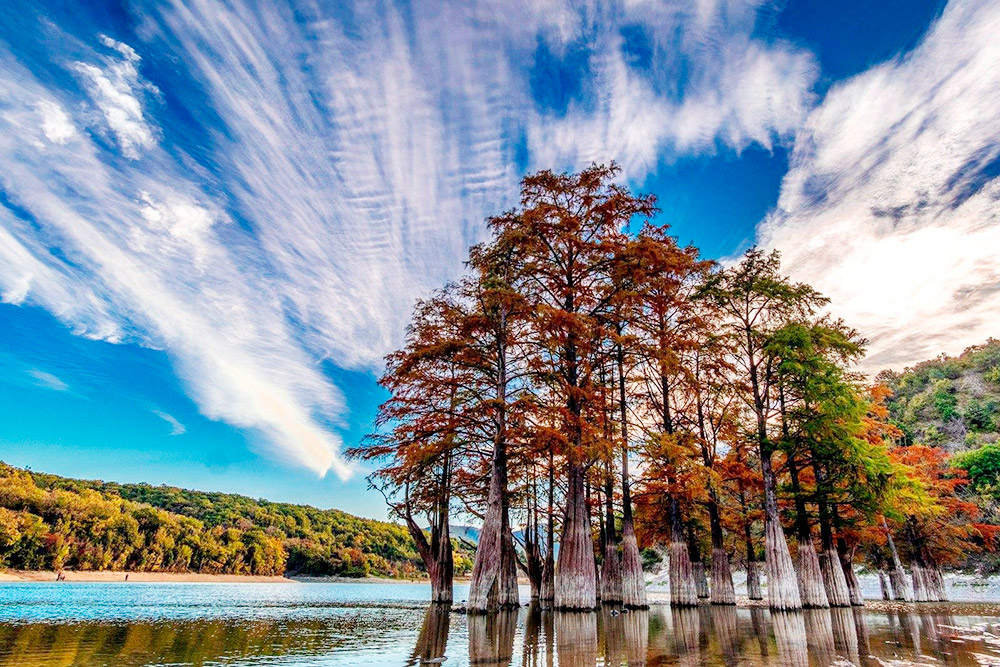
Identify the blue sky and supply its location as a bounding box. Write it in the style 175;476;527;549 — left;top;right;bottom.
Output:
1;0;997;519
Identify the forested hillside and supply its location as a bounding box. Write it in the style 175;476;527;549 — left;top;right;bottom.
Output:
0;463;472;578
881;339;1000;450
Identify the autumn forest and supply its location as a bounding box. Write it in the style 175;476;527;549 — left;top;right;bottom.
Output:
350;163;999;613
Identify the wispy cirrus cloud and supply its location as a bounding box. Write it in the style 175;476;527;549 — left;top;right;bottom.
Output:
757;0;1000;371
0;44;349;476
153;410;186;436
0;0;850;477
527;1;818;178
27;369;69;392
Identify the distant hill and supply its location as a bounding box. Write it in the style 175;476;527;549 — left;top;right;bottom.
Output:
881;339;1000;451
0;462;475;578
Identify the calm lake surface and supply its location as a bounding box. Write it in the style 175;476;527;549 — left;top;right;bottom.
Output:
2;582;1000;666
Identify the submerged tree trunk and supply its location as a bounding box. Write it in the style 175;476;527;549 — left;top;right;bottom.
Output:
669;497;698;607
601;462;623;604
836;537;865;606
541;451;556;607
688;524;710;600
744;519;763;601
878;568;891;601
760;450;802;610
815;473;850;607
403;457;454;604
788;457;829;609
467;416;519;612
707;502;735;605
616;342;647;608
882;517;912;602
555;462;597;610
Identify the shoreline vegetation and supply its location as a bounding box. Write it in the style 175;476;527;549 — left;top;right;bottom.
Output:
0;461;475;580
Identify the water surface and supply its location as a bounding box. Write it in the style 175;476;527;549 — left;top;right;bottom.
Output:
1;582;999;666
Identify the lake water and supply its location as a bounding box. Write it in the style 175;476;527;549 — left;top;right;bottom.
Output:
2;582;1000;666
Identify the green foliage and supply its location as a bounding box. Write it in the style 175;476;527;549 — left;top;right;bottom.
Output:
932;380;958;422
883;339;1000;448
952;443;1000;500
965;398;999;432
640;547;662;571
0;463;428;578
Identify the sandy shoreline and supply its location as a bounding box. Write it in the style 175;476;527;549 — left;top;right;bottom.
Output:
0;570;434;584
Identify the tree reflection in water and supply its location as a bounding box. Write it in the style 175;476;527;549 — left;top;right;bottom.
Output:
600;605;648;666
671;606;701;665
829;606;860;663
403;603;1000;667
4;601;1000;666
710;604;740;665
771;611;808;667
407;602;450;666
555;611;597;666
468;608;518;665
802;609;835;664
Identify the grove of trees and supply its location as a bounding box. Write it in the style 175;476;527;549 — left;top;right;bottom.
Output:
0;463;455;577
353;164;996;612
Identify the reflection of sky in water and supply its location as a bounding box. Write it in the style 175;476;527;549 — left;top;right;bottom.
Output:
2;583;1000;665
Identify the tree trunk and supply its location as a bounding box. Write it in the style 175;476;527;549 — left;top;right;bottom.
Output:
707;503;735;605
669;497;698;607
519;475;544;600
403;465;453;604
878;568;891;601
815;486;849;607
761;449;802;610
747;342;800;610
836;537;864;606
911;557;929;602
555;462;597;610
540;451;556;607
746;560;763;600
744;520;763;601
467;429;519;612
616;342;646;608
882;517;911;602
687;525;710;600
923;550;947;601
788;458;829;609
620;518;646;608
600;462;623;603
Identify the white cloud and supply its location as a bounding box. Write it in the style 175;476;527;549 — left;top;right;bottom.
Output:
28;369;69;392
757;0;1000;372
527;0;818;178
36;101;76;144
0;48;349;477
4;0;948;481
74;37;157;159
152;410;186;436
